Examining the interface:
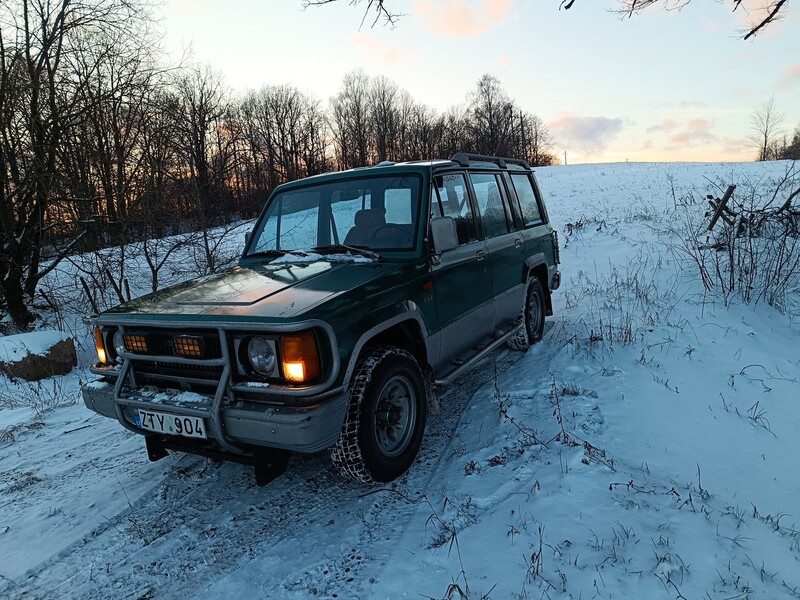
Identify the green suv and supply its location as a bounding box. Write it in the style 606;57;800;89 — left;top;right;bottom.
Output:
82;153;560;485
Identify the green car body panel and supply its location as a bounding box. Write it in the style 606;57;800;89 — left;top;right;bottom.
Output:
81;154;560;480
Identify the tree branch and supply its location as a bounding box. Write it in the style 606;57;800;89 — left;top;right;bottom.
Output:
743;0;787;40
302;0;400;27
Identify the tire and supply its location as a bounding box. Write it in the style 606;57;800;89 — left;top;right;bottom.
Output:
330;346;427;483
508;277;546;351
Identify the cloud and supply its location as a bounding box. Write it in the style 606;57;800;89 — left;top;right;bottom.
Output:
351;34;416;65
413;0;513;38
777;62;800;91
668;119;719;147
721;136;752;157
675;100;708;109
646;119;678;134
547;115;624;155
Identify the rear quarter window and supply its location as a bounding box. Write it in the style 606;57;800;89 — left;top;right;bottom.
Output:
510;173;543;226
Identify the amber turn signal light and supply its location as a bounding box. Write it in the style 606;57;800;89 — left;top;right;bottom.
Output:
281;332;320;383
94;326;108;364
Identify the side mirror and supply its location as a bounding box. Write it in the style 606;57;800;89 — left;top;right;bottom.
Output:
431;217;459;254
244;231;253;248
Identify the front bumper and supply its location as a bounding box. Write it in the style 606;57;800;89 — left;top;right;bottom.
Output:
82;379;347;454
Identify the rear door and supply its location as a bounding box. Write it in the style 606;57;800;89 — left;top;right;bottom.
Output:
507;170;553;265
468;172;526;333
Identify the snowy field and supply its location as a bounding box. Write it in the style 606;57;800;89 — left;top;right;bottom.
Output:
1;160;799;599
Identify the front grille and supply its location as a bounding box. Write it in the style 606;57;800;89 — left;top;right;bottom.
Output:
124;330;222;360
124;329;225;393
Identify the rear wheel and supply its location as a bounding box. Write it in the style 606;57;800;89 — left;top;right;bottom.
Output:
508;277;546;351
330;346;427;483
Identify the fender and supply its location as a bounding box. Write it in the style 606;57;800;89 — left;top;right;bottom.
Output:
525;253;549;276
339;301;432;389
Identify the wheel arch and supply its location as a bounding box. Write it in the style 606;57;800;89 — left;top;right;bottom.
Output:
341;306;431;389
526;258;553;316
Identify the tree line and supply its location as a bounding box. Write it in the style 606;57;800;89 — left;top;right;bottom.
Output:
0;1;556;329
749;97;800;161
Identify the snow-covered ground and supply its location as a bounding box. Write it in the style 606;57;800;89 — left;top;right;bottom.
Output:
1;161;799;599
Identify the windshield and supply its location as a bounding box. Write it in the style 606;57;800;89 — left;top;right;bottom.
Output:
245;174;422;258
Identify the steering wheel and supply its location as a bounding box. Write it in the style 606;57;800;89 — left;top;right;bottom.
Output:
372;224;408;238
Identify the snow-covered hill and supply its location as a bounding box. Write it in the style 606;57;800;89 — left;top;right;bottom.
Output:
1;161;798;599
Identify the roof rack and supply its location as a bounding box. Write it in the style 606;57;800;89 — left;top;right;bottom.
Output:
450;152;532;170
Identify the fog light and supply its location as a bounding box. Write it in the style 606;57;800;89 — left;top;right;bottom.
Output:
123;333;149;353
173;335;203;358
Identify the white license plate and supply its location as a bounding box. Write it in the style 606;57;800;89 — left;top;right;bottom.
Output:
135;409;207;439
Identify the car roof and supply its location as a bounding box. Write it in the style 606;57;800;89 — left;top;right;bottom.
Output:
273;154;533;193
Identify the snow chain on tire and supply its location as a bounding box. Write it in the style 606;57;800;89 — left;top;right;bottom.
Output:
508;276;545;351
330;346;425;484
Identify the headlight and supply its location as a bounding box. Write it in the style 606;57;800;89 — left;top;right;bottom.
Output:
113;329;124;356
247;336;276;377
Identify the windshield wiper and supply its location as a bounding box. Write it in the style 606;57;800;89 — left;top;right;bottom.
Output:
311;244;381;261
247;249;310;259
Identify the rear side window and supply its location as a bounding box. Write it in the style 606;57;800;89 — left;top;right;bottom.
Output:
469;173;511;238
432;173;477;245
510;173;542;226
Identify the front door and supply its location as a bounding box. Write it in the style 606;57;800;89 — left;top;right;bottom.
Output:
429;172;493;369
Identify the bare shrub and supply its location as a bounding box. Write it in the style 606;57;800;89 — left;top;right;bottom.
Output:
678;165;800;312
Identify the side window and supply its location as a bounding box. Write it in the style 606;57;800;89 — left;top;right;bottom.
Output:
469;173;510;239
432;173;477;245
385;188;412;225
510;173;542;226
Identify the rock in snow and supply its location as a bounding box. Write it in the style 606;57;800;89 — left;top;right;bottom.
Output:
0;330;77;380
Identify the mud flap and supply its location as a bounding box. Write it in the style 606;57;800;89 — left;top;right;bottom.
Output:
145;435;169;462
254;449;291;486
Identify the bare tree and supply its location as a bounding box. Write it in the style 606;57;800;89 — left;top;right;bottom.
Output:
0;0;153;328
234;84;329;197
519;113;557;167
169;67;233;273
368;75;400;162
330;70;372;169
783;125;800;159
749;97;786;161
469;74;515;156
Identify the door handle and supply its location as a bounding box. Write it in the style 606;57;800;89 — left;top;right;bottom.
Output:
514;238;523;248
476;249;487;260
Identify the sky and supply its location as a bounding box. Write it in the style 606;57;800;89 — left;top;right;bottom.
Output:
157;1;800;164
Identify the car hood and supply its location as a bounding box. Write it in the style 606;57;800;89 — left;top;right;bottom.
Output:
101;260;393;322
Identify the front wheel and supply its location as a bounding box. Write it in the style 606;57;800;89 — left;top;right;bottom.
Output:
330;346;427;483
508;277;546;351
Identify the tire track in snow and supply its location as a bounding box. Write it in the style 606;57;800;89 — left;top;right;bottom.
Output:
2;346;536;600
